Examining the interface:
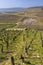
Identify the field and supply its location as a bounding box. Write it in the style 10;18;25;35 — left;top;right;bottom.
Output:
0;26;43;65
0;6;43;65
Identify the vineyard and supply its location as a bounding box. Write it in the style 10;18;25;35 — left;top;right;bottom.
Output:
0;27;43;65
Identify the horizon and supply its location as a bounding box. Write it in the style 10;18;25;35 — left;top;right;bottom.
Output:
0;0;43;8
0;5;43;9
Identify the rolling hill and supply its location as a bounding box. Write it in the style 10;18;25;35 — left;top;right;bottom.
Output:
0;6;43;26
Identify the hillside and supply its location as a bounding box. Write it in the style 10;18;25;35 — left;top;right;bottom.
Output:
0;6;43;65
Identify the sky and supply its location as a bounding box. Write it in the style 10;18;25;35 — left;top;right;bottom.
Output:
0;0;43;8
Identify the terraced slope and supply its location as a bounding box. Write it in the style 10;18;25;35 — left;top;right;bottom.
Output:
0;29;43;65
